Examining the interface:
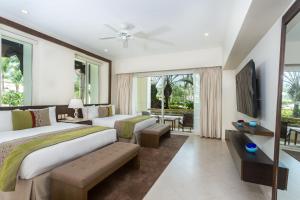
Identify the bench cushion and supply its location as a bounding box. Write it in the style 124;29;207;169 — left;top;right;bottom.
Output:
51;142;139;188
142;124;170;136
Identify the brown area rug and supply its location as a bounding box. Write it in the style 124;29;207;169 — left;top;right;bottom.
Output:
89;134;188;200
283;149;300;162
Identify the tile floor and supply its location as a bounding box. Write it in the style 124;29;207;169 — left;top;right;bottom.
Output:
144;135;267;200
277;149;300;200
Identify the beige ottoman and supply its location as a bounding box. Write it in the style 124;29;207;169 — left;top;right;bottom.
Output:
50;142;140;200
140;124;171;148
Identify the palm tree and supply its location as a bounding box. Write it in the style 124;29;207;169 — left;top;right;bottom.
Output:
0;57;10;91
284;72;300;117
155;74;193;109
9;69;23;92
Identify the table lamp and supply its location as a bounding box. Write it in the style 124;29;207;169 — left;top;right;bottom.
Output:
68;99;84;119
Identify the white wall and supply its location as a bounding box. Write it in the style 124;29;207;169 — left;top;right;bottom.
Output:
229;17;282;159
113;47;223;74
222;70;237;140
1;24;109;105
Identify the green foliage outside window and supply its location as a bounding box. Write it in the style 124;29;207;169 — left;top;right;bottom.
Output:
151;74;194;110
1;91;24;106
0;56;24;106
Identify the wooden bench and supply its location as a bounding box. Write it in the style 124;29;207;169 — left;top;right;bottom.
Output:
140;124;171;148
50;142;140;200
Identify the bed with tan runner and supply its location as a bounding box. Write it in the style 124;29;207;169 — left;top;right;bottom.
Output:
93;115;157;144
0;120;116;200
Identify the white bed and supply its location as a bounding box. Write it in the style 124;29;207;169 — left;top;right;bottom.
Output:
0;123;117;179
92;114;156;132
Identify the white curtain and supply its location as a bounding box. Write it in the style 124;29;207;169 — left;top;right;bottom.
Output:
116;73;133;114
199;67;222;138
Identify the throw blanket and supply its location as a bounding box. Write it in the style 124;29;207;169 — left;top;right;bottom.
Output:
115;116;151;139
0;126;109;192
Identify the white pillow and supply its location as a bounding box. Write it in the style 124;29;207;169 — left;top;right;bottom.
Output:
48;107;57;125
0;111;13;131
89;106;99;119
81;106;90;119
82;105;99;119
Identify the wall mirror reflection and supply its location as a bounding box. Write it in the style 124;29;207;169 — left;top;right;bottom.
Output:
277;7;300;200
74;55;110;104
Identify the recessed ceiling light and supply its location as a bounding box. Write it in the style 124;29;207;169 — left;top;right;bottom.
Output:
21;9;28;14
204;32;209;37
104;49;108;52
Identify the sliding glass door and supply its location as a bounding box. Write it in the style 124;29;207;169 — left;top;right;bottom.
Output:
133;72;197;132
0;34;33;106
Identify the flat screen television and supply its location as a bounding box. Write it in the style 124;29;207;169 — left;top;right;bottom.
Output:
236;59;258;118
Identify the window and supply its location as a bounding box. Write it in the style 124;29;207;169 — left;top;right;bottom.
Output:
0;35;32;106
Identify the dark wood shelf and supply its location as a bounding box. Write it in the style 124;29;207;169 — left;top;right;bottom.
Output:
225;130;288;190
232;122;274;137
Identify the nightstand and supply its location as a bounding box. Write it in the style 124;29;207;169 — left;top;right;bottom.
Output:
59;118;92;125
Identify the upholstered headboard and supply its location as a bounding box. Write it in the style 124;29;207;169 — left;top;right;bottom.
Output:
0;104;106;120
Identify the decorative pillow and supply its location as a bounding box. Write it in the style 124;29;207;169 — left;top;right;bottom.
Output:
0;111;13;132
30;108;51;127
107;106;113;116
111;105;115;115
99;107;109;118
100;105;115;116
12;110;34;131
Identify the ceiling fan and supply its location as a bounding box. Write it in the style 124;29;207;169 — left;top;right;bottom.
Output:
99;24;173;48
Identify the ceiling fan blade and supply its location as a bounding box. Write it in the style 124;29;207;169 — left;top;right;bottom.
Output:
123;39;128;48
133;32;149;39
99;36;117;40
148;38;174;46
134;35;173;46
147;26;171;37
104;24;119;33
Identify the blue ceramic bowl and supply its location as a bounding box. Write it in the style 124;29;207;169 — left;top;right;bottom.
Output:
249;121;257;127
245;143;257;153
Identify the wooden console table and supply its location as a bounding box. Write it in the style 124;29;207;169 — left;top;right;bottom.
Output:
225;130;288;190
232;122;274;137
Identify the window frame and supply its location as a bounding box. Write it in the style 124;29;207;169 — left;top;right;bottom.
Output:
0;28;36;106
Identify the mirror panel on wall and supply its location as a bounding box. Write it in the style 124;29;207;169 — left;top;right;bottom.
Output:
74;55;110;104
277;6;300;200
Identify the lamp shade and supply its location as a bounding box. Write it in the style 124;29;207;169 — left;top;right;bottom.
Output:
68;99;84;109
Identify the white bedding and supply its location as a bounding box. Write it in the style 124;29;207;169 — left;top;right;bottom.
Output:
0;123;117;179
92;114;157;133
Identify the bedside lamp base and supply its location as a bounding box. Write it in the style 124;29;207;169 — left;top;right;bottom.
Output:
74;108;79;119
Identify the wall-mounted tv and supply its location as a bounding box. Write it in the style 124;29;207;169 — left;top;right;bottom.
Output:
236;59;258;118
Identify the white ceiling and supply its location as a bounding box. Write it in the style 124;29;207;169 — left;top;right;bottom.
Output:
0;0;238;60
224;0;294;69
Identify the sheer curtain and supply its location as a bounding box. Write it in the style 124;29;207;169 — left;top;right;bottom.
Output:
116;73;133;114
198;67;222;138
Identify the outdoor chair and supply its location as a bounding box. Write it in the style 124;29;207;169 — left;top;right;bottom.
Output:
179;113;193;132
281;121;291;145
